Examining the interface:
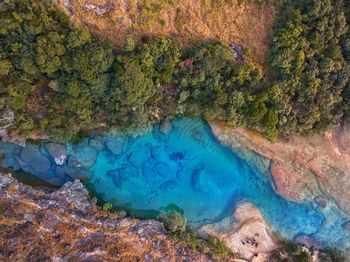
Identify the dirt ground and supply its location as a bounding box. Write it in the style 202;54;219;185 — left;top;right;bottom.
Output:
57;0;277;64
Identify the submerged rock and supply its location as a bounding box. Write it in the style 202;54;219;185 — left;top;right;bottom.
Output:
44;142;67;165
89;137;105;151
54;166;66;178
159;118;173;136
127;150;148;168
67;155;83;168
0;173;213;261
106;137;125;156
65;168;93;180
73;145;98;168
153;161;175;178
191;168;202;190
158;180;177;192
20;144;51;173
199;202;277;260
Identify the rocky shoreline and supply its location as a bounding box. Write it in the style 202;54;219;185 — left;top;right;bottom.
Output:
209;121;350;215
0;173;213;262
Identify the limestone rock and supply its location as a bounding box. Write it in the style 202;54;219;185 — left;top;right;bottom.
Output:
209;120;350;214
0;173;213;262
199;202;277;260
83;0;115;16
45;142;67;165
159;118;173;135
89;137;105;151
106;136;125;156
20;144;51;173
73;145;98;168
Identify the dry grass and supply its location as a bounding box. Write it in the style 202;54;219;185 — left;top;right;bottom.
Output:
56;0;277;64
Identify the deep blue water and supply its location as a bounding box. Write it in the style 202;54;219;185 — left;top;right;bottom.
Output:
0;117;349;252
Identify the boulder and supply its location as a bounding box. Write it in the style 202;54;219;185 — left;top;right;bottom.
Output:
20;145;51;174
127;150;148;168
67;155;83;169
55;166;66;178
73;145;98;168
83;0;115;16
45;143;67;165
199;202;277;260
150;146;162;160
159;119;172;136
106;137;125;156
153;162;171;178
89;137;105;151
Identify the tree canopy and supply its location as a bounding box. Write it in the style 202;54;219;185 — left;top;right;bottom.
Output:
0;0;349;142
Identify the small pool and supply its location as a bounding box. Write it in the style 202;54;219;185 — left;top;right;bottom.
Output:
0;117;349;253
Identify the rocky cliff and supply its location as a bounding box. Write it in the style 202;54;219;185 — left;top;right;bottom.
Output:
0;173;212;262
210;121;350;215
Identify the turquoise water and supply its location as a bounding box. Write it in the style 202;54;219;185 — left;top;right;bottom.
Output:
0;117;349;252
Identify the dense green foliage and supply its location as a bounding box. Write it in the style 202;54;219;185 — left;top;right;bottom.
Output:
0;0;350;143
159;211;235;261
0;0;114;141
269;0;350;134
269;239;347;262
342;0;350;120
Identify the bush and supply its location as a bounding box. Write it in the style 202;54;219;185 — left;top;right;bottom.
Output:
159;211;187;234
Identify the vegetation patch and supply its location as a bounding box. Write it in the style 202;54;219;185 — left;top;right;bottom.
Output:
159;211;236;261
0;0;349;143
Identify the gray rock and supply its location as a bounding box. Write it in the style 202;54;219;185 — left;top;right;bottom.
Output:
150;146;162;160
51;179;91;213
55;166;66;178
68;155;83;168
127;150;148;168
73;145;98;168
89;137;105;151
20;144;51;173
153;162;170;178
83;0;115;16
45;143;67;165
159;119;172;136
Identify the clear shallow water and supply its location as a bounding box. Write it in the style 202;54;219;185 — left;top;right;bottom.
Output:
0;117;349;252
